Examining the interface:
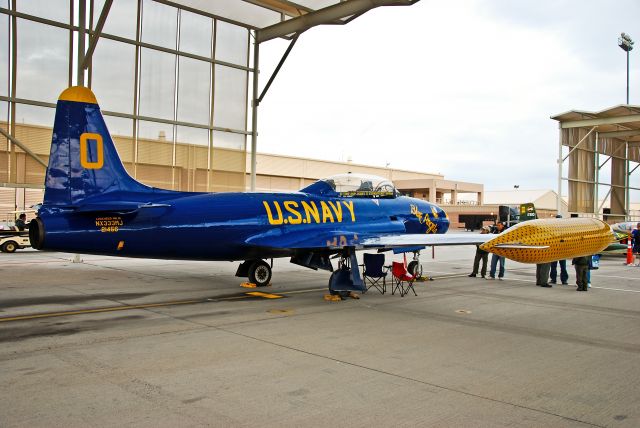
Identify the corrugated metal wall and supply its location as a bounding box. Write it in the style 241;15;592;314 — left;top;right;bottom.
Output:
564;128;595;213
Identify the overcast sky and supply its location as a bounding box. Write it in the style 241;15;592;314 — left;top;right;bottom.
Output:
258;0;640;192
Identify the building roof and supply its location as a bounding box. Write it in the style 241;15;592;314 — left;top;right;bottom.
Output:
551;104;640;144
484;189;564;210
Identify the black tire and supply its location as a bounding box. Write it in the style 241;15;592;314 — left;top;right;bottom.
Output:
248;260;272;286
2;241;18;253
407;260;422;277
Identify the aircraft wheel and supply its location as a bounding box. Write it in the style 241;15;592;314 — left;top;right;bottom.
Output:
407;260;422;278
2;240;18;253
248;260;272;286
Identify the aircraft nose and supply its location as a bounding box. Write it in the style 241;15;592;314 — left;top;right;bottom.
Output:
479;240;494;252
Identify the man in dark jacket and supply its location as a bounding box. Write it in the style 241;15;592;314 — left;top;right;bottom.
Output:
469;226;490;278
15;213;28;231
572;256;590;291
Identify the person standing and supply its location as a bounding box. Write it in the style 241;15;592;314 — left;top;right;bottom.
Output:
550;260;569;285
469;226;491;278
572;256;590;291
536;263;552;287
630;223;640;266
488;222;506;280
549;215;569;284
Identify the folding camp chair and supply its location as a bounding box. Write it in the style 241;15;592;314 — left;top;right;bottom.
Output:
361;253;388;294
391;261;417;297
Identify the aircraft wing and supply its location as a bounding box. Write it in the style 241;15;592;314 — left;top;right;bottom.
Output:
246;230;491;251
360;233;492;248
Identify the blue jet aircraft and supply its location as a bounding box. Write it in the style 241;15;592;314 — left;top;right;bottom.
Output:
30;86;490;294
39;86;603;295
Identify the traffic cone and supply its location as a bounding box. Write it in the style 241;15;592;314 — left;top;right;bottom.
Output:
626;238;633;265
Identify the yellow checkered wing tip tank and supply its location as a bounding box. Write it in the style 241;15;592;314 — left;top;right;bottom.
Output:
479;218;616;264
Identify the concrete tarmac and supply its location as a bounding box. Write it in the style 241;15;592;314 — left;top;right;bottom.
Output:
1;245;639;427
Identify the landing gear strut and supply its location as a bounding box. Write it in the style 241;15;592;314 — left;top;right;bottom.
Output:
328;249;365;298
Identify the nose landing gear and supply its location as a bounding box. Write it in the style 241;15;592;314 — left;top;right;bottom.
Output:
407;251;423;278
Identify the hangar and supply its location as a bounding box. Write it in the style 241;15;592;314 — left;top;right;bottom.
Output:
0;0;420;214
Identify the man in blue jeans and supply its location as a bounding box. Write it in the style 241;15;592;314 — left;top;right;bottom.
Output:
487;222;506;280
550;260;569;285
549;215;569;285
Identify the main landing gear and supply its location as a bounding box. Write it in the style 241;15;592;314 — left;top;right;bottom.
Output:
236;259;272;287
407;251;423;278
328;250;366;299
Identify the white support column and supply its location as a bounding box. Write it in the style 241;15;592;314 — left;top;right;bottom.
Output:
77;0;86;86
626;141;630;220
594;131;599;218
429;185;436;203
557;125;563;214
250;38;259;191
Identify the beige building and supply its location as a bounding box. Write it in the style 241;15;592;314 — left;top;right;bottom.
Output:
2;122;566;229
3;124;565;229
1;122;486;227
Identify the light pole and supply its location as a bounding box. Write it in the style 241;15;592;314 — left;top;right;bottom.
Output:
619;32;634;104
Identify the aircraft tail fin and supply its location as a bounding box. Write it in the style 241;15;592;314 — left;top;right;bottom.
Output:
44;86;151;206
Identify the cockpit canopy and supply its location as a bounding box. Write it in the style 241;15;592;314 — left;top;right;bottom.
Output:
300;173;399;198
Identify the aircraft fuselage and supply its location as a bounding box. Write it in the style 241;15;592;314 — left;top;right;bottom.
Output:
33;192;449;261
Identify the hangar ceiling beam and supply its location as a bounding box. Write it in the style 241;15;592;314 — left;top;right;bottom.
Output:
81;0;113;71
247;0;313;17
257;34;299;105
598;129;640;139
560;114;640;128
77;0;86;85
0;128;48;168
256;0;419;43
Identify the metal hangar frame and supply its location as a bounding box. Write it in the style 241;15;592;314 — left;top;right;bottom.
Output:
0;0;420;213
552;105;640;221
